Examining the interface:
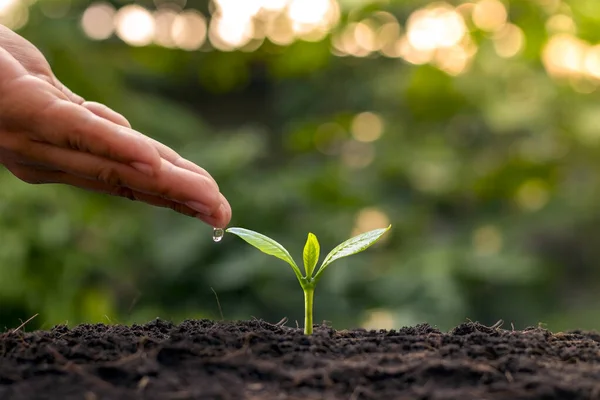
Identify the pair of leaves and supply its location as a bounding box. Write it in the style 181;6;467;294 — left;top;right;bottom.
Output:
225;225;391;284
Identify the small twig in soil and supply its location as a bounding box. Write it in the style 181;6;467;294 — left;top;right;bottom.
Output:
12;313;39;333
1;313;39;338
137;376;151;391
211;287;224;320
274;317;288;327
490;319;504;330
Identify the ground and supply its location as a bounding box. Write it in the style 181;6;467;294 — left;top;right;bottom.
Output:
1;319;600;399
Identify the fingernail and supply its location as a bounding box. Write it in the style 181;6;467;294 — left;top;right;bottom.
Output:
186;201;213;216
131;162;154;176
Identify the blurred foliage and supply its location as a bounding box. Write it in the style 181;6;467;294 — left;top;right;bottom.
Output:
3;0;600;333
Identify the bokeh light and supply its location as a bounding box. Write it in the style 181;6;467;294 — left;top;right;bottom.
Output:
114;5;155;46
81;2;115;41
361;309;396;330
493;23;525;58
351;112;384;143
209;12;254;50
0;0;28;30
153;8;178;48
352;207;391;237
406;4;466;52
472;0;507;32
542;34;587;79
172;10;207;50
515;179;549;212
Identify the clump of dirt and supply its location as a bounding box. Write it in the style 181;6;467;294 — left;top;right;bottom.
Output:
2;319;600;399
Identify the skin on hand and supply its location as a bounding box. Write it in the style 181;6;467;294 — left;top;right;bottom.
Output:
0;25;231;228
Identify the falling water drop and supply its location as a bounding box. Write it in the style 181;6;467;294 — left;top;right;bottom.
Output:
212;227;224;242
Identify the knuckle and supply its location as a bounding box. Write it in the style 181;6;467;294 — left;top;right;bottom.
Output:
153;180;172;199
67;113;96;151
96;166;124;187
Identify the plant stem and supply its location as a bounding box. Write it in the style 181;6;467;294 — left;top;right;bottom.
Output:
303;287;314;335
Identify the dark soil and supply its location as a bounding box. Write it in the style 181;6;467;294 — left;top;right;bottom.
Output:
2;319;600;400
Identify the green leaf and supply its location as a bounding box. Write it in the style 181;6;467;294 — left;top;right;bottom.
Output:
226;227;303;281
302;233;320;278
314;225;391;281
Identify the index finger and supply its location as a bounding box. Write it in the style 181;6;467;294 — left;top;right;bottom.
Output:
34;98;161;175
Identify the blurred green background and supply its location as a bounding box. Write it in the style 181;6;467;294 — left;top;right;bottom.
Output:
1;0;599;333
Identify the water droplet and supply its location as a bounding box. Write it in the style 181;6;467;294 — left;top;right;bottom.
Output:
212;227;224;242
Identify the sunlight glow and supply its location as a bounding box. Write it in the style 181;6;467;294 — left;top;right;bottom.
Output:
206;0;339;48
542;32;600;86
0;0;17;15
433;44;470;75
0;0;28;30
406;4;466;51
81;2;115;40
209;12;254;50
351;112;384;142
493;23;524;58
265;13;295;45
261;0;287;12
542;34;587;79
584;45;600;79
362;309;396;330
472;0;507;32
515;179;549;212
353;208;391;237
287;0;329;25
213;0;262;19
354;21;377;52
377;21;402;57
546;14;576;35
397;35;434;65
172;10;207;50
399;3;477;75
153;8;178;48
115;5;155;46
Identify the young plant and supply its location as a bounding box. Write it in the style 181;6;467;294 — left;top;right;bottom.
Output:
225;225;392;335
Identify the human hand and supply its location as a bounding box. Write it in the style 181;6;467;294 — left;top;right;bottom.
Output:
0;25;230;228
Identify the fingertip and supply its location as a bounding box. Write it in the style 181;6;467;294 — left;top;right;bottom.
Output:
219;193;232;224
196;202;230;229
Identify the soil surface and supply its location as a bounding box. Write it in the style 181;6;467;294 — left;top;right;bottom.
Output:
1;319;600;399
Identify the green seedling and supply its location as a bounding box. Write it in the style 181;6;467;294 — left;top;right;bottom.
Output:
225;225;392;335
